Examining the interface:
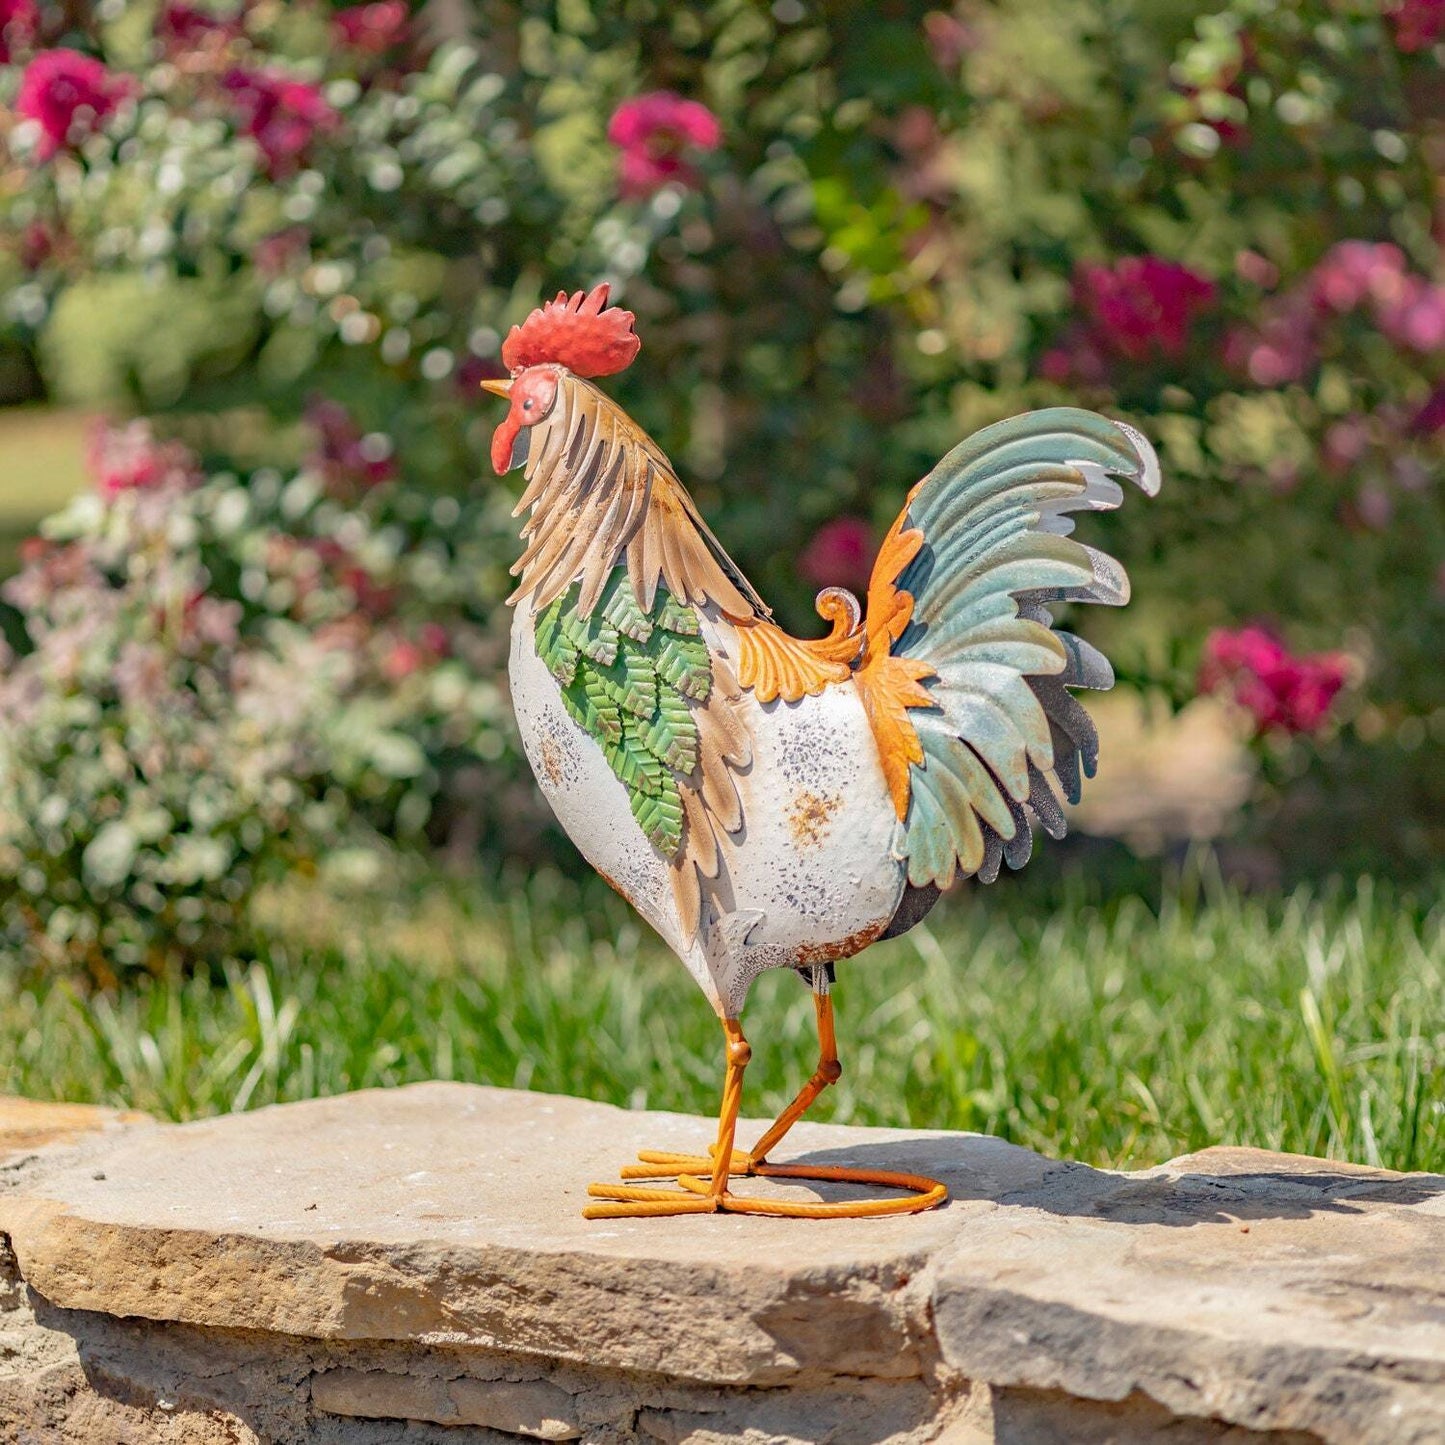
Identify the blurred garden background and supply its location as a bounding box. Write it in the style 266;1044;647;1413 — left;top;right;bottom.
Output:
0;0;1440;1172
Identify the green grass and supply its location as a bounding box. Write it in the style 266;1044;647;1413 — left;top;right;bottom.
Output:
0;861;1439;1173
0;406;91;577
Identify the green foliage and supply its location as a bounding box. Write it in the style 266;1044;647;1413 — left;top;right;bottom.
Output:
535;566;706;855
2;0;1442;891
0;445;518;974
0;865;1437;1175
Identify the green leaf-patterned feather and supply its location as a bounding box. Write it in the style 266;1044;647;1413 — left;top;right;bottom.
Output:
642;685;697;774
533;596;579;684
602;578;654;643
560;606;620;667
561;673;622;745
599;651;657;718
656;592;701;636
536;566;709;859
654;633;711;702
630;779;684;852
602;721;668;797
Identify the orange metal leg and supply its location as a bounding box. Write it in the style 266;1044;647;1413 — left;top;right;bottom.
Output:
589;984;948;1221
747;988;842;1165
584;1018;750;1219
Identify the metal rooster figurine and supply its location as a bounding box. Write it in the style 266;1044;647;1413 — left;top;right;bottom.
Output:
482;284;1160;1221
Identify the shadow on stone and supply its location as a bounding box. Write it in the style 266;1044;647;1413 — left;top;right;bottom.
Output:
774;1136;1445;1225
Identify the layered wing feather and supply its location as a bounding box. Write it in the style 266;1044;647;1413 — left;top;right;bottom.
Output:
532;564;749;944
866;408;1160;889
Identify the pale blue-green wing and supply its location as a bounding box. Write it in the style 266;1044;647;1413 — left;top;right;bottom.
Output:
893;408;1159;889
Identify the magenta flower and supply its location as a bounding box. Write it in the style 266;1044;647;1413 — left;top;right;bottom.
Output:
1039;328;1110;387
88;420;198;498
333;1;409;54
1223;289;1318;387
607;91;722;198
1074;256;1216;361
222;68;338;178
1311;241;1407;313
305;397;397;492
799;516;877;596
17;218;55;271
1389;0;1445;52
0;0;37;64
1376;276;1445;352
1198;625;1349;738
1310;241;1445;353
16;50;132;160
1410;383;1445;435
252;225;310;278
156;2;242;50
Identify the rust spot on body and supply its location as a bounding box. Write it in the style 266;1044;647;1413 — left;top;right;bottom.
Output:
796;920;887;967
595;868;631;903
788;790;842;849
538;735;565;788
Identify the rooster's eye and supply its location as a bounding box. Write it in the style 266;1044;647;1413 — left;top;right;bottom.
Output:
523;399;533;410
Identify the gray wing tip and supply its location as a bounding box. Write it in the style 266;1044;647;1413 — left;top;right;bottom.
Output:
1111;419;1162;497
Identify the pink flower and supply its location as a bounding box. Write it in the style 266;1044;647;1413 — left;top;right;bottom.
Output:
333;1;409;54
1310;241;1445;353
382;638;424;681
252;225;310;278
305;397;397;491
1311;240;1406;313
607;91;722;197
1223;288;1318;386
1376;277;1445;352
16;50;132;160
1322;416;1370;473
1198;624;1349;738
418;622;450;657
1389;0;1445;52
1410;382;1445;434
1074;257;1216;361
88;419;198;498
0;0;37;64
922;11;977;71
222;68;338;178
156;2;242;51
799;517;876;596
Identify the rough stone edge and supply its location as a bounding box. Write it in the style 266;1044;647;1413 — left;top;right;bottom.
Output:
0;1094;1434;1444
931;1279;1445;1445
0;1196;940;1388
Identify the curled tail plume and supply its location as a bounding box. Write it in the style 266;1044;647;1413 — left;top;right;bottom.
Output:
856;407;1160;891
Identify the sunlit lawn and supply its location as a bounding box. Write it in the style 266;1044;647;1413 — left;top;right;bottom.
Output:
0;862;1438;1175
0;405;90;576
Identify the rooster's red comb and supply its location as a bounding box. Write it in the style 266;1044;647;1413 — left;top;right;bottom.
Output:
501;283;641;378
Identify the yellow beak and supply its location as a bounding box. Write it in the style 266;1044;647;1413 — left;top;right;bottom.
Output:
480;378;512;398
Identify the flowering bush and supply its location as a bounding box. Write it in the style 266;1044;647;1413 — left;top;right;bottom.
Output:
0;0;1442;910
0;420;516;972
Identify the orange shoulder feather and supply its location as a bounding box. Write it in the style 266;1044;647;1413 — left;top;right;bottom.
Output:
729;588;863;704
854;492;937;819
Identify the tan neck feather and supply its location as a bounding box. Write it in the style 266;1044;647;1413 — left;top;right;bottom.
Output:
506;374;765;620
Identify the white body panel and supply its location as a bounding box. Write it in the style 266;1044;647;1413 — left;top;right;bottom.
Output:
509;601;907;1016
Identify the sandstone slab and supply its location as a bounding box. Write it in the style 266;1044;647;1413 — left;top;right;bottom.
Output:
0;1082;1439;1443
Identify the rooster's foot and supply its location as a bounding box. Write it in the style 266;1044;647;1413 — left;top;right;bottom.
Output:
584;1160;947;1219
